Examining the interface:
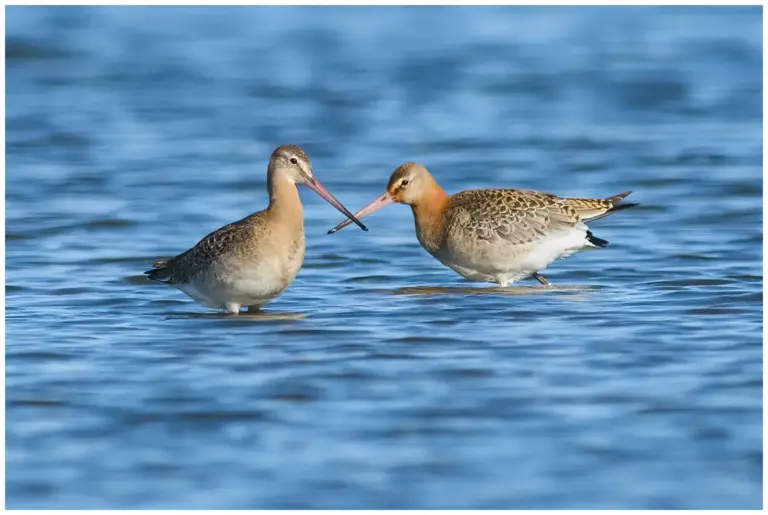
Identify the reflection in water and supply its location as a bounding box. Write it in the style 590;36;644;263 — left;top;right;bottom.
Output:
386;284;596;296
5;5;761;511
170;311;308;321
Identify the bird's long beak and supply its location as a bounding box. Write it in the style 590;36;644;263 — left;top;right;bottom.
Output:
305;177;368;231
328;192;393;234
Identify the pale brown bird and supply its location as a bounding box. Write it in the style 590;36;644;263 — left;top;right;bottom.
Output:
145;145;367;313
329;162;637;286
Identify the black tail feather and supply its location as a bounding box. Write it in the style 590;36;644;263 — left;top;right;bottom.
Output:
608;202;640;215
586;201;640;222
586;230;609;248
144;266;172;283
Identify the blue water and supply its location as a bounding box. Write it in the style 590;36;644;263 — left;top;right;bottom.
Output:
6;6;762;509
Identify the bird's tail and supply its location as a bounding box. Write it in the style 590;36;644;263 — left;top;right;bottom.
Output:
567;191;639;222
144;259;173;283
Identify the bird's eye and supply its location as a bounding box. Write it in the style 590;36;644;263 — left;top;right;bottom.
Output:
401;179;409;187
290;157;298;165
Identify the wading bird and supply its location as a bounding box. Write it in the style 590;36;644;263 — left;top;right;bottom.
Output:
329;162;636;287
146;145;367;313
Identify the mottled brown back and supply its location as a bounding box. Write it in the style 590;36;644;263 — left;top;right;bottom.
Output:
445;189;580;245
145;212;267;284
444;189;635;245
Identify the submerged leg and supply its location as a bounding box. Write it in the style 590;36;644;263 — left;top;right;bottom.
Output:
532;272;551;286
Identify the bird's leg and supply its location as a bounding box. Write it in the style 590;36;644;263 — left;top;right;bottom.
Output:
247;305;262;313
532;272;551;286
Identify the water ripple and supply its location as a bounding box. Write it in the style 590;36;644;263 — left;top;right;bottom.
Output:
5;5;761;511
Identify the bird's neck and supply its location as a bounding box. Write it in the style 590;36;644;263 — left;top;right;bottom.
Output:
411;181;449;253
267;169;303;229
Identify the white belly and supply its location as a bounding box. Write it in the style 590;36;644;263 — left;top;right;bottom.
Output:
436;226;589;285
176;246;304;313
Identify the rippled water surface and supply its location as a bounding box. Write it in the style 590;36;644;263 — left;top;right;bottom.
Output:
6;6;763;509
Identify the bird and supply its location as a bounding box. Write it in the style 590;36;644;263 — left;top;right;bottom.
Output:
145;144;367;314
328;162;637;287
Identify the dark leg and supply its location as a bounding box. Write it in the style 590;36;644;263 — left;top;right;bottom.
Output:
532;272;551;286
247;305;262;313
